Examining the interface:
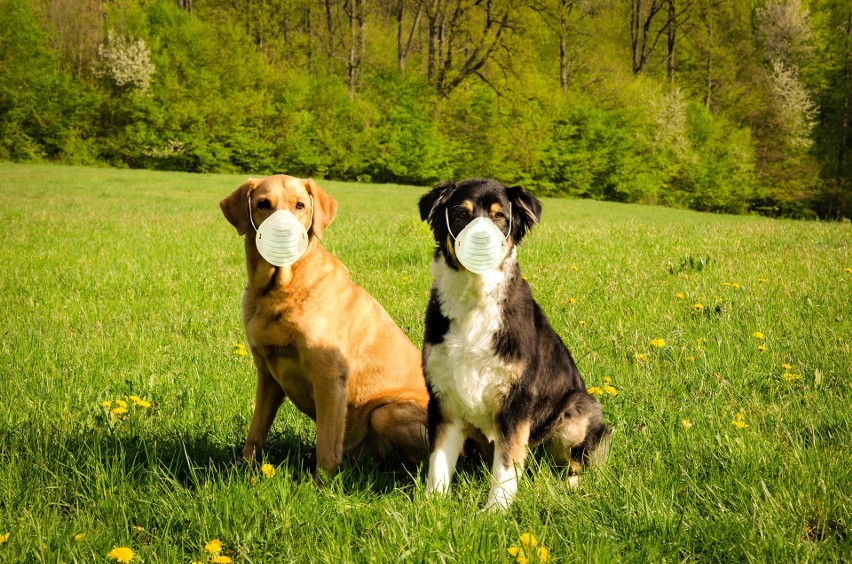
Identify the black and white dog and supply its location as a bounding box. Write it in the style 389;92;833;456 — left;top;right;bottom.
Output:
418;178;611;511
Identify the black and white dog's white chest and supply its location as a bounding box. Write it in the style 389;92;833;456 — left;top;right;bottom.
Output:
424;255;519;441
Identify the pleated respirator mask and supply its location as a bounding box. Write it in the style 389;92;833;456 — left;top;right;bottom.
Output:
248;194;313;267
445;203;512;274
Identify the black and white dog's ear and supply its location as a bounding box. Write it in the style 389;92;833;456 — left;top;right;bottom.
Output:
507;185;542;244
419;181;458;223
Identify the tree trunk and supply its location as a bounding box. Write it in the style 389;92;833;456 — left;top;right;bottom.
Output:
398;0;423;75
666;0;676;82
305;5;313;73
631;0;641;74
325;0;335;74
839;12;850;185
347;0;365;98
559;0;571;94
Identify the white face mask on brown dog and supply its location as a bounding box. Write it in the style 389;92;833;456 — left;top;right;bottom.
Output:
248;195;313;267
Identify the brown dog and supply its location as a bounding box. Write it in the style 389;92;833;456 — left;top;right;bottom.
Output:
220;175;428;479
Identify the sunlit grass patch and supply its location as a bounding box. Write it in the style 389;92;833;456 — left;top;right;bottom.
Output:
0;163;849;561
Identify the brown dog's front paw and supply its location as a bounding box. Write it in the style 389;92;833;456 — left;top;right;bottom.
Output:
313;465;338;487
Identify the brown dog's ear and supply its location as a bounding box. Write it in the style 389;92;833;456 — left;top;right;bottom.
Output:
305;178;338;239
219;178;259;235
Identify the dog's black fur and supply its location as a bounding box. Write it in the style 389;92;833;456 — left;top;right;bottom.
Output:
419;178;611;509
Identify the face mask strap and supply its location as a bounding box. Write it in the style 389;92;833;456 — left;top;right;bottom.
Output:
247;193;315;233
247;194;259;232
445;201;512;241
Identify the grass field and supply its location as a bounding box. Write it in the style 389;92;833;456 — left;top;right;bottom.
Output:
0;162;849;563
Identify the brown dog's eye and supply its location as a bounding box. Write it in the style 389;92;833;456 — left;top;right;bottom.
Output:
494;212;506;219
257;199;271;210
295;201;305;210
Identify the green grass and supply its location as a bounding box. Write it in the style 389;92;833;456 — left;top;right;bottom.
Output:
0;162;849;563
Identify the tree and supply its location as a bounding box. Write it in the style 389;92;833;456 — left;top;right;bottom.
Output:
424;0;516;98
396;0;423;74
529;0;577;94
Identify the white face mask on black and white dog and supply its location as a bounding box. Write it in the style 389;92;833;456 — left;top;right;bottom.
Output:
418;178;611;512
444;205;511;274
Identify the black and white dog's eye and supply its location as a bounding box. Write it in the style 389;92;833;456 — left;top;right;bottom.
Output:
457;210;470;219
295;201;305;210
257;199;271;210
494;212;506;219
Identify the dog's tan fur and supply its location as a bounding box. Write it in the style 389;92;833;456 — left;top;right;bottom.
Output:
220;175;428;479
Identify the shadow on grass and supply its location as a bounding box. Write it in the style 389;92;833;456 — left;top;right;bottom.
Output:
15;419;441;497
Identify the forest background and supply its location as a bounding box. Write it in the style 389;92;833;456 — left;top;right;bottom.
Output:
1;0;849;219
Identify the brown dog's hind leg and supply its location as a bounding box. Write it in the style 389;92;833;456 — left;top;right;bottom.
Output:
243;368;286;462
369;400;428;463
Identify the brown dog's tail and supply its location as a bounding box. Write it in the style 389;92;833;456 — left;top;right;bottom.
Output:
345;394;428;462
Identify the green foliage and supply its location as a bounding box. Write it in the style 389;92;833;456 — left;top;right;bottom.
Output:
0;0;848;217
677;102;757;214
0;0;98;163
538;104;665;202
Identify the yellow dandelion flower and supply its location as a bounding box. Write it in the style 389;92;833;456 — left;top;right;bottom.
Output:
693;303;704;311
205;538;223;555
603;376;612;383
0;532;9;544
570;265;579;271
845;268;852;273
261;463;276;478
129;395;142;403
233;343;248;356
635;353;648;361
757;277;768;283
602;385;618;396
212;556;233;564
687;356;695;362
676;293;685;299
721;282;732;287
137;400;152;409
74;533;85;542
568;297;577;304
107;546;135;563
781;363;792;370
732;283;741;289
111;406;127;415
101;401;112;409
115;399;128;408
650;338;666;348
757;345;768;352
783;372;802;381
191;561;204;564
732;413;748;429
587;386;603;396
579;320;586;327
516;556;528;564
681;419;693;429
537;546;550;562
752;332;765;339
507;546;521;557
519;533;538;548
